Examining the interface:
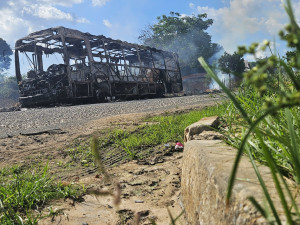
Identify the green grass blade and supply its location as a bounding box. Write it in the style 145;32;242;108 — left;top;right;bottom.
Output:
256;132;294;224
246;145;282;224
173;210;185;223
225;104;283;204
285;108;300;182
248;197;267;219
280;60;300;91
278;172;300;221
198;57;252;124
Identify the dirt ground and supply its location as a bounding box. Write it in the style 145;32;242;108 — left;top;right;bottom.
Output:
0;113;147;170
39;149;185;225
0;106;207;224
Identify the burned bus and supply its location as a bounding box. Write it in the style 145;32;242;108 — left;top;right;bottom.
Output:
14;27;182;107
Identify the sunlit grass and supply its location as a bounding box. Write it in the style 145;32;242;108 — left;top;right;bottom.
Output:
0;164;84;224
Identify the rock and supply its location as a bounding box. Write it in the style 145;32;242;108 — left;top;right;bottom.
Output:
193;130;223;140
128;179;144;186
117;209;134;224
137;210;150;218
184;116;220;142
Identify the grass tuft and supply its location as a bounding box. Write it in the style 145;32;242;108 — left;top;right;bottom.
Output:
0;164;84;224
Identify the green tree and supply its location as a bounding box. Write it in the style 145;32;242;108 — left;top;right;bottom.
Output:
283;50;298;67
218;51;245;76
283;50;300;83
218;51;245;88
0;38;13;72
0;38;18;107
0;76;19;107
0;76;18;98
139;12;221;75
0;73;4;82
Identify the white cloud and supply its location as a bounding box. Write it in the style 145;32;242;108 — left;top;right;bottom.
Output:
197;6;223;19
24;5;74;21
103;19;112;28
77;17;90;23
265;17;285;35
0;0;89;45
195;0;290;53
189;3;195;9
92;0;111;7
39;0;84;7
0;8;35;44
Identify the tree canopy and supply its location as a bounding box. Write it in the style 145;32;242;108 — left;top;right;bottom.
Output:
0;38;13;73
218;51;245;76
283;50;299;67
139;12;221;75
0;38;18;107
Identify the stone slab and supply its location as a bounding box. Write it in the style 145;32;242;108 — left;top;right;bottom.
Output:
184;116;220;142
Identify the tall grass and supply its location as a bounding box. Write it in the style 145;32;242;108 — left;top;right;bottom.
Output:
199;0;300;223
0;164;84;224
221;86;300;181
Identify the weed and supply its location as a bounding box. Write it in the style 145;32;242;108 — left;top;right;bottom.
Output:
66;142;94;167
0;164;84;224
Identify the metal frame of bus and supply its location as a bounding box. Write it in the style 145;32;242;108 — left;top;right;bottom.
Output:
15;26;182;107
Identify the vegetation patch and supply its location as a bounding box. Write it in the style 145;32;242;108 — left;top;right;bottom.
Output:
199;1;300;223
65;103;228;167
0;164;85;224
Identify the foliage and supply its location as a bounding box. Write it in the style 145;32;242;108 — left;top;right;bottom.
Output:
66;142;95;167
0;76;19;99
283;50;297;64
0;164;84;224
0;75;19;108
221;86;300;181
0;38;18;108
0;38;13;73
218;51;245;76
199;0;300;223
139;12;221;74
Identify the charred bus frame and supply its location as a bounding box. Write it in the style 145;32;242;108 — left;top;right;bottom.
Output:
15;27;182;107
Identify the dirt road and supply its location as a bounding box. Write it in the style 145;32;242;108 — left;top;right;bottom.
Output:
0;95;221;138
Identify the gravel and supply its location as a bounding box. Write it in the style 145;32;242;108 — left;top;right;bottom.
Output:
0;95;221;138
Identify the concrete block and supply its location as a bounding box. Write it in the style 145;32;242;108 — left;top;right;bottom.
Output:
181;140;298;224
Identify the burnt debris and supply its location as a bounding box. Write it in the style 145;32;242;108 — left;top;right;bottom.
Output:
15;27;183;107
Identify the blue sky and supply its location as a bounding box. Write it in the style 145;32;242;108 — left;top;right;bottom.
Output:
1;0;299;76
